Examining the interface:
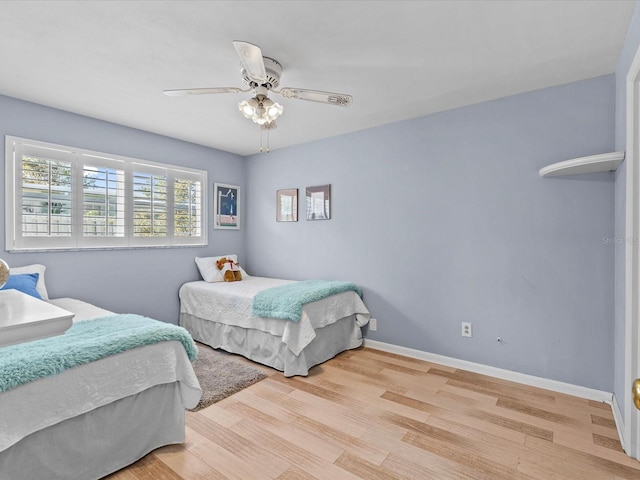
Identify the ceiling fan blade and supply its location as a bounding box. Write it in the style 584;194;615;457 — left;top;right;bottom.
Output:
233;41;267;85
163;87;245;96
277;88;352;107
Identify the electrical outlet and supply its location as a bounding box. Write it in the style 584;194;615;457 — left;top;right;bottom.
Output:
369;318;377;331
461;322;472;337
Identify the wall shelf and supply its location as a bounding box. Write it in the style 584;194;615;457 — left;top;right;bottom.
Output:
538;151;625;177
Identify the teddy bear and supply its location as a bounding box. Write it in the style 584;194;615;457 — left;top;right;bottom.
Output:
216;257;242;282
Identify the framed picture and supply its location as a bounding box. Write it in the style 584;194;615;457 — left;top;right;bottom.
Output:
306;184;331;220
213;183;240;229
276;188;298;222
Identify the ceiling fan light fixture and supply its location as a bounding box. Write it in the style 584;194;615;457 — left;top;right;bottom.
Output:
239;97;259;118
238;95;283;125
266;102;283;119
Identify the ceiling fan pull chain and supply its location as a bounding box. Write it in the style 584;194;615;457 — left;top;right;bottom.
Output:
266;129;270;153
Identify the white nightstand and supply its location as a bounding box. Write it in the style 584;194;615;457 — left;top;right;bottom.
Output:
0;290;75;347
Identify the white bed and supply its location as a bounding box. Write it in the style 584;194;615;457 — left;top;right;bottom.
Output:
0;293;202;480
179;276;370;376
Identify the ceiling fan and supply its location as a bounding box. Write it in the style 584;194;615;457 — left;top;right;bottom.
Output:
163;41;353;149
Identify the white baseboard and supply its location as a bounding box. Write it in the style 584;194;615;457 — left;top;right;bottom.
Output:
365;339;614;404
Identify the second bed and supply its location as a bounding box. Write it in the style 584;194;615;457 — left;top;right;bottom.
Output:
179;276;370;376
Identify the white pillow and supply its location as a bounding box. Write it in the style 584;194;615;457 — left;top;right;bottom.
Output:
195;255;249;283
8;263;49;300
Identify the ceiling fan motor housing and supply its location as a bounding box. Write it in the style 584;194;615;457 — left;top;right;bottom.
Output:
241;57;281;89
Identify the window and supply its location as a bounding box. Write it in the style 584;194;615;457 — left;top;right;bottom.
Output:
5;136;207;251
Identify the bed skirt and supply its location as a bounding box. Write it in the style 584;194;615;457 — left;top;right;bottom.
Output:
180;312;363;376
0;382;185;480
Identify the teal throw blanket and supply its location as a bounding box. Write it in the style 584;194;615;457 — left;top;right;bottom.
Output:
0;314;198;393
252;279;362;322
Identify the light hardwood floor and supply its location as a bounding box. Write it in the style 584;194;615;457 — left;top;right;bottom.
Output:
107;347;640;479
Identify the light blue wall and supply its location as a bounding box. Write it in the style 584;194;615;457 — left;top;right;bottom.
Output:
0;72;619;392
0;94;245;323
245;75;616;391
614;0;640;432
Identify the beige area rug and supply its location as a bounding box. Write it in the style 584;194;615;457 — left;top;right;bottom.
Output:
189;344;268;412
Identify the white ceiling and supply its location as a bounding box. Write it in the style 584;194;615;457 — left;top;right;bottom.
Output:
0;1;635;156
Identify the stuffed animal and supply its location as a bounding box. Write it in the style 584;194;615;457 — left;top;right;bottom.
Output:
216;257;242;282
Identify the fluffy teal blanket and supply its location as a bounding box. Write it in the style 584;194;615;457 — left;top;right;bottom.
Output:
0;314;198;393
252;279;362;322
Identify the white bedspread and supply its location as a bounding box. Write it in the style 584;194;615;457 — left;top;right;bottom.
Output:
0;299;202;452
179;277;370;356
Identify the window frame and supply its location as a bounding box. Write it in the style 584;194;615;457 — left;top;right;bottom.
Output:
5;136;208;252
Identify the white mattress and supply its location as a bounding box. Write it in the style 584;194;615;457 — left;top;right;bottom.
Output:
49;297;113;321
179;277;370;356
0;298;202;452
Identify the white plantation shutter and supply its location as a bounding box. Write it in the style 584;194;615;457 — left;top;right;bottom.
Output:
174;174;203;243
131;166;168;246
22;156;73;237
81;155;126;247
13;142;75;250
5;136;207;251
